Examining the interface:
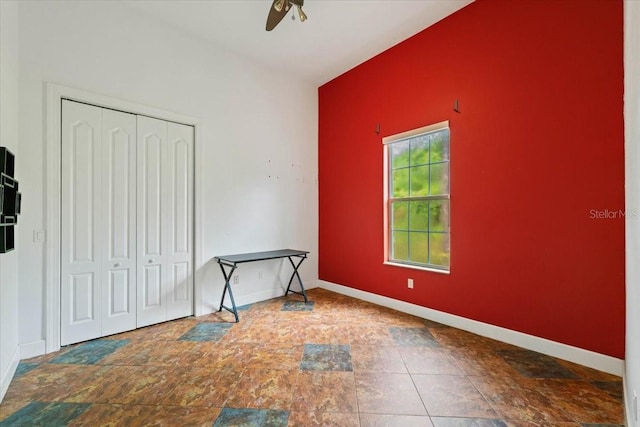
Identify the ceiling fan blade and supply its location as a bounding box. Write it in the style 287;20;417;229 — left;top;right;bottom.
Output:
266;0;289;31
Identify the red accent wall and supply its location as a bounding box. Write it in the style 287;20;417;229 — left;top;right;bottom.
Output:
318;0;625;358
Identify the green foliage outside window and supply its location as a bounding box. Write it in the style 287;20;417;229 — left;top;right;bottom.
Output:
389;128;450;269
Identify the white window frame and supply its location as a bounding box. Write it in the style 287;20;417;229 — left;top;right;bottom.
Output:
383;120;450;274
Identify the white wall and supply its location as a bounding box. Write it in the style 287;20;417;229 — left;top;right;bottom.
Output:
0;0;21;401
17;1;318;354
625;1;640;426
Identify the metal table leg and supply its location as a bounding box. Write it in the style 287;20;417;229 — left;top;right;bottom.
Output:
284;254;308;302
218;262;239;322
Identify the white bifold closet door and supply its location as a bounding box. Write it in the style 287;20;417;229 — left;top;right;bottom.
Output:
61;100;193;346
136;116;194;328
61;101;137;345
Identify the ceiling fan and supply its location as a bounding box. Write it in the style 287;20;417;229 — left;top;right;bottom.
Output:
266;0;307;31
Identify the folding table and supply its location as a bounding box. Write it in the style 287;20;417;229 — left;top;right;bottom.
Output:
214;249;309;322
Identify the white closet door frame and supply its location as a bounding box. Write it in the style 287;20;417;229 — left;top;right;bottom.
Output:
45;83;204;354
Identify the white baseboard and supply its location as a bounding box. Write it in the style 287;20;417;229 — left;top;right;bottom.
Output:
235;279;319;308
318;280;624;376
302;279;320;290
19;340;46;360
623;367;633;427
0;345;20;403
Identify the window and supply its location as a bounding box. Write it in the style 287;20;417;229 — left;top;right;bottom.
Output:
383;121;450;271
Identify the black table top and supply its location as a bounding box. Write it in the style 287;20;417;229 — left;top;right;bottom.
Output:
214;249;308;265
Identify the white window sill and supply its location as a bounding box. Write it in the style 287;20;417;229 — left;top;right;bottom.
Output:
384;261;450;275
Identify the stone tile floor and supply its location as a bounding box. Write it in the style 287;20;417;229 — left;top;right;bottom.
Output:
0;288;625;426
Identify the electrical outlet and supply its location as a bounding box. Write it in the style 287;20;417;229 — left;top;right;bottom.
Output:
408;278;414;289
233;275;239;284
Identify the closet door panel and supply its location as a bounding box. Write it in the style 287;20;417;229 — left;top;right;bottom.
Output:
143;265;162;306
172;135;189;254
137;116;168;327
142;135;162;256
172;262;190;301
101;109;137;336
61;100;103;345
166;122;194;320
71;274;96;322
108;270;130;314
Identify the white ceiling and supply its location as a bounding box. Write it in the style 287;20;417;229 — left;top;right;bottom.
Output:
122;0;473;86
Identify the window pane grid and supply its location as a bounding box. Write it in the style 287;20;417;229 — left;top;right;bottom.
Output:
387;126;449;270
389;199;449;268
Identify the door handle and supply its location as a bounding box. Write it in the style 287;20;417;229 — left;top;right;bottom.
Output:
148;259;154;263
114;263;121;268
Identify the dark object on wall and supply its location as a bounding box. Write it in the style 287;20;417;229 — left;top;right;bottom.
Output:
0;147;21;253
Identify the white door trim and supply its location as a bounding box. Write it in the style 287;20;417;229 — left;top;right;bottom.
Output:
45;82;204;353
